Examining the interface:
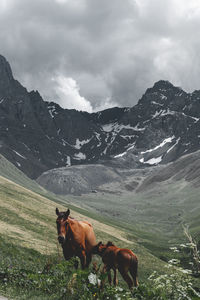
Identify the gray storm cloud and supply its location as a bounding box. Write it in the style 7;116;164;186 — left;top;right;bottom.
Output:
1;0;200;111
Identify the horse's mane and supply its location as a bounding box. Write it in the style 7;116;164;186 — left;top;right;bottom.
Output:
106;241;115;247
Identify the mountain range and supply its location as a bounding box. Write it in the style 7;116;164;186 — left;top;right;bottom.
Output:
1;54;200;180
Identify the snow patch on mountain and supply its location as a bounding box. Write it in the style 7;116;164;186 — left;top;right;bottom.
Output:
167;137;180;153
141;136;175;154
140;156;162;165
13;150;27;159
114;142;136;158
74;152;86;160
48;104;58;118
151;101;164;106
74;138;91;149
102;123;145;133
181;112;199;122
160;94;167;100
66;156;71;166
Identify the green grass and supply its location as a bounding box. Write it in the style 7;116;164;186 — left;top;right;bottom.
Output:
67;180;200;252
0;173;175;299
0;154;44;193
0;155;199;298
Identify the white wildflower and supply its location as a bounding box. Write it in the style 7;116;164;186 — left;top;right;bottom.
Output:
180;244;187;248
168;259;180;265
88;273;97;285
179;268;192;274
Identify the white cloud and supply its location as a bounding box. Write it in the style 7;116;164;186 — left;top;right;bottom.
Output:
0;0;12;12
55;0;68;3
2;0;200;109
93;97;119;112
53;75;93;112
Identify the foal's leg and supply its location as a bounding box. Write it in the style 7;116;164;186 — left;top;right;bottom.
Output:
100;265;107;288
113;268;118;286
130;268;138;287
107;268;112;285
100;265;112;288
118;266;133;290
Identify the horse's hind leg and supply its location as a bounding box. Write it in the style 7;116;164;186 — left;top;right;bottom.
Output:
130;260;138;287
118;267;133;290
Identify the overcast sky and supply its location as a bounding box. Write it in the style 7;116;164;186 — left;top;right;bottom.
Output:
1;0;200;112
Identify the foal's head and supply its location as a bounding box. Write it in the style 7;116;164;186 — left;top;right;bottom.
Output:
55;208;70;245
93;241;115;255
92;241;107;256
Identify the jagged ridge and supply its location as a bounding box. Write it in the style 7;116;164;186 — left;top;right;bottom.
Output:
1;54;200;178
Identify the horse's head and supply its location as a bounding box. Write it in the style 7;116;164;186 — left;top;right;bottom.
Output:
55;207;70;245
92;241;108;256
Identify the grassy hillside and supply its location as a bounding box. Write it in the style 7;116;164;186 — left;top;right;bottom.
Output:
0;173;173;299
0;156;199;298
0;174;166;272
68;178;200;260
0;154;44;193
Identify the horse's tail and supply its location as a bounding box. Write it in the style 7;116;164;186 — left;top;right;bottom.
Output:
130;254;139;287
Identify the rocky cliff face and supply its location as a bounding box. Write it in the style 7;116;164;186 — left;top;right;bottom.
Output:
1;54;200;179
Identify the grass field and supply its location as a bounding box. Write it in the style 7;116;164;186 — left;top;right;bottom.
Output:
0;155;199;299
0;174;171;299
69;178;200;254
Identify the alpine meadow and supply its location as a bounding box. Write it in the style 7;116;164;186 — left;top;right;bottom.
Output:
0;0;200;299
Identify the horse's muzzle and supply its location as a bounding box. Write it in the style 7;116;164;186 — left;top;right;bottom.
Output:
58;236;65;244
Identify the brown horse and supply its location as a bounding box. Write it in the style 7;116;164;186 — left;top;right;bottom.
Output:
93;241;138;289
56;208;96;269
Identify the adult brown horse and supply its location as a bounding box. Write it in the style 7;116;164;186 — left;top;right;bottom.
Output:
93;241;138;289
56;208;96;269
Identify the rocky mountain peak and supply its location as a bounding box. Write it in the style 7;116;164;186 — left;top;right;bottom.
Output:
1;55;200;179
0;55;14;95
138;80;186;110
0;55;13;80
0;54;29;101
152;80;175;91
143;80;183;98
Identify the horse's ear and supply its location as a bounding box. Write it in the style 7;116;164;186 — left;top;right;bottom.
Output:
64;208;70;220
56;208;59;216
106;241;114;247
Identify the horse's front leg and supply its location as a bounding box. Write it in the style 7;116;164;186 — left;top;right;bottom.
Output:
86;252;92;268
105;265;112;285
79;249;87;269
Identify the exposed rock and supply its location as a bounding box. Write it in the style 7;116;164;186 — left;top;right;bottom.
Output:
1;54;200;179
136;150;200;192
37;164;123;195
